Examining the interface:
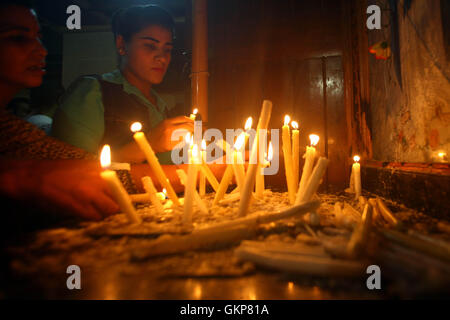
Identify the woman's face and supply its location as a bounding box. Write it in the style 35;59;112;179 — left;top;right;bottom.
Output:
119;24;173;85
0;6;47;89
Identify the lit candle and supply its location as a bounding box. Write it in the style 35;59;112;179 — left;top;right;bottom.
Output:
199;140;206;196
437;151;447;163
184;143;201;223
244;117;253;152
141;176;165;215
291;121;300;194
348;168;355;193
296;157;329;205
238;100;272;216
282;115;296;204
255;141;273;198
232;133;247;192
353;155;361;199
189;108;198;120
295;134;319;205
99;145;141;224
131;122;180;206
176;169;208;215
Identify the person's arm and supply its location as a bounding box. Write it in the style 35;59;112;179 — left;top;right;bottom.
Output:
0;110;95;160
0;158;119;220
52;77;105;155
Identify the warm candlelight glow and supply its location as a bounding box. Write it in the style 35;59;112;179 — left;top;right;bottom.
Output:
130;122;142;133
353;155;360;163
284;115;291;126
185;132;191;144
100;145;111;168
291;121;299;130
309;134;320;146
244;117;253;131
194;284;202;299
438;152;446;158
268;141;273;161
192;108;198;116
201;139;206;150
163;188;167;198
234;133;246;150
288;282;294;292
192;143;200;161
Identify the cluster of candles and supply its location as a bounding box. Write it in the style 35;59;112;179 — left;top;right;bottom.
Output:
99;101;361;225
280;115;331;207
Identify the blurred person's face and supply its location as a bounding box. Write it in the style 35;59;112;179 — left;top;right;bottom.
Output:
117;24;173;85
0;5;47;89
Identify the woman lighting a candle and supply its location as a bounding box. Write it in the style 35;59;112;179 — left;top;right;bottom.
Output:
52;5;194;164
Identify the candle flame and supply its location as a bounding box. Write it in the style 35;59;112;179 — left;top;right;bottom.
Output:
163;188;167;196
192;108;198;115
438;152;446;158
268;141;273;161
130;122;142;133
309;134;320;146
291;121;299;130
194;284;202;299
201;139;206;150
244;117;253;131
284;115;291;126
288;282;294;291
234;133;246;150
353;155;360;163
100;145;111;168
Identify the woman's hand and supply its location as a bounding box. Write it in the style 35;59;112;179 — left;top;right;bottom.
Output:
147;116;194;153
0;159;119;221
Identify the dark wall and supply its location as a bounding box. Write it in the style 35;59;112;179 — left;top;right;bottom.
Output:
208;0;348;187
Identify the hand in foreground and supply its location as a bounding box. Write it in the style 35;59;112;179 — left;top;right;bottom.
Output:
0;160;119;221
147;116;194;153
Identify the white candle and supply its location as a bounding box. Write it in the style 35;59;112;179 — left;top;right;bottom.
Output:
255;141;273;198
232;133;247;192
131;122;180;206
296;157;329;205
295;134;319;205
199;140;206;196
199;139;220;193
183;144;201;223
213;164;234;205
99;145;141;224
244;116;253;152
238;100;272;216
291;121;300;194
282;115;296;204
353;155;361;199
348;169;355;193
176;169;208;215
141;176;165;215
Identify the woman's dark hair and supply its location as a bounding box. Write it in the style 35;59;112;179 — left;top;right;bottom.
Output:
112;5;175;42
